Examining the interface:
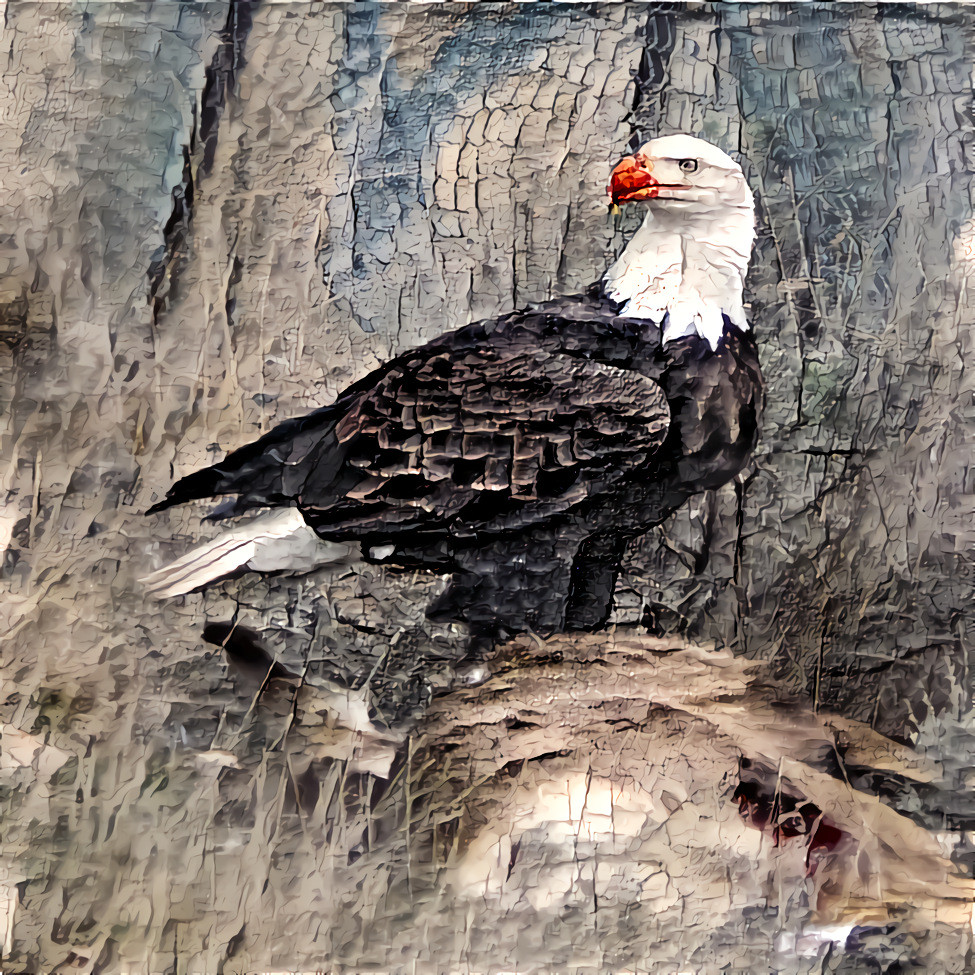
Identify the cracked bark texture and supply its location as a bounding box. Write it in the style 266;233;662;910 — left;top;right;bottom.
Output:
0;3;973;973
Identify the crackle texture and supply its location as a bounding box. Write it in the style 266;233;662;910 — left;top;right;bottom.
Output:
1;4;973;973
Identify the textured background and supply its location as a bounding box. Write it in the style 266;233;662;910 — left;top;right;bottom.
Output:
1;3;973;972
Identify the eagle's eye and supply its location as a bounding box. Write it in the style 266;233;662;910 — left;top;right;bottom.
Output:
678;158;699;174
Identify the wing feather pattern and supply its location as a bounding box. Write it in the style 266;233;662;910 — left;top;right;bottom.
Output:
298;342;671;538
148;302;673;542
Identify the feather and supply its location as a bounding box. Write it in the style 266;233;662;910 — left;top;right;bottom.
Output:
141;508;351;598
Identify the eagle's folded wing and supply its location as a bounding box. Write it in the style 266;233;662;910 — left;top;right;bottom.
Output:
297;342;671;537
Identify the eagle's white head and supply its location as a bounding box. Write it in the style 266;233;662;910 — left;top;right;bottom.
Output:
603;134;755;350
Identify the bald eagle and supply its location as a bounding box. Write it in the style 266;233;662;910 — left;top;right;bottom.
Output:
143;135;764;672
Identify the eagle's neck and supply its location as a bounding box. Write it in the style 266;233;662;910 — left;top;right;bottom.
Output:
603;204;754;351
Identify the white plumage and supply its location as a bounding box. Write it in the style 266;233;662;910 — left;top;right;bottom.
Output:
141;508;351;598
603;134;755;350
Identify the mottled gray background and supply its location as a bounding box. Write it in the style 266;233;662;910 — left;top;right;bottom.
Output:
0;3;973;973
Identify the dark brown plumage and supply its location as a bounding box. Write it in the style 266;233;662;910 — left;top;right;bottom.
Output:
147;292;762;651
148;295;675;536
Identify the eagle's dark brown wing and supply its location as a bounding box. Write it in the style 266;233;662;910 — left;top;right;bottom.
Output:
297;341;671;539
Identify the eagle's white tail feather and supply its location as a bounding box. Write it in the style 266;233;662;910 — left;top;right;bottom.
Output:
141;508;352;598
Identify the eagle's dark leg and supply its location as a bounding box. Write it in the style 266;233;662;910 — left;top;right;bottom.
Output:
563;477;696;631
563;531;630;630
425;527;580;680
425;570;509;685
